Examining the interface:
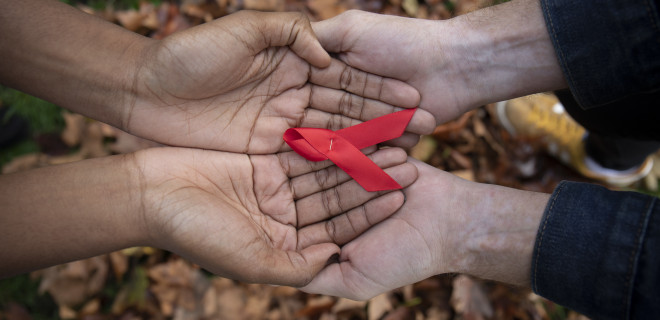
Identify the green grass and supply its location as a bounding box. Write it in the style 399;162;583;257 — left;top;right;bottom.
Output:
0;86;65;167
0;275;58;319
1;86;64;135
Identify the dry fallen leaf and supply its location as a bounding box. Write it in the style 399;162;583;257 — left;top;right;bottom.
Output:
60;112;85;147
109;251;129;281
37;256;108;309
332;297;367;314
368;293;393;320
410;135;438;162
402;0;419;16
108;128;160;154
450;275;493;320
148;259;209;317
307;0;347;20
1;153;45;174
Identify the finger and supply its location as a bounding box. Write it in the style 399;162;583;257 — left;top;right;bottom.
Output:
381;133;421;149
309;85;436;135
291;147;408;199
296;162;418;227
298;108;362;131
310;59;421;108
311;11;362;53
255;243;340;287
300;262;379;301
260;11;331;68
297;191;405;248
274;146;378;178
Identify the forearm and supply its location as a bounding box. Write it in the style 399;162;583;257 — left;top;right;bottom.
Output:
0;155;147;278
438;0;567;113
448;180;550;286
0;0;153;128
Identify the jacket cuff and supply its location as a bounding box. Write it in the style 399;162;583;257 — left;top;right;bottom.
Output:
540;0;660;108
531;181;658;319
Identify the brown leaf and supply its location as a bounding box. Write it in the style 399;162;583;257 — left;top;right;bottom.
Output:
368;293;392;320
307;0;347;20
331;297;367;314
381;306;413;320
152;3;191;40
61;112;85;147
401;0;418;16
210;278;245;319
116;9;144;31
81;121;110;158
59;305;77;319
201;286;218;318
272;285;299;297
1;153;45;174
296;295;335;317
2;302;32;320
449;149;472;169
38;256;108;308
108;128;160;154
47;152;86;165
451;169;474;181
410;135;438;162
80;298;101;317
426;306;451;320
432;110;474;140
450;275;493;319
109;251;129;281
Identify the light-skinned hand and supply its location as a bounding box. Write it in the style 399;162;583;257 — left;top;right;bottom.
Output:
301;158;549;299
312;1;566;125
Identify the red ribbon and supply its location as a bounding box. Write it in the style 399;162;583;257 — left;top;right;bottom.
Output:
283;108;416;192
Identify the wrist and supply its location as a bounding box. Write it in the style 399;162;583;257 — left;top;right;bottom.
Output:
438;0;566;112
446;180;550;286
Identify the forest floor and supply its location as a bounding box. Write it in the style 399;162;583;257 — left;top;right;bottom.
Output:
2;0;659;319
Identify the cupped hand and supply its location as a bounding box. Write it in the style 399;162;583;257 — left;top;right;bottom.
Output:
133;147;418;286
301;158;548;299
312;10;467;125
312;9;567;126
300;158;460;298
126;11;435;153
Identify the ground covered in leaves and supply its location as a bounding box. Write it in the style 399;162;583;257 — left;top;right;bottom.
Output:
3;0;660;319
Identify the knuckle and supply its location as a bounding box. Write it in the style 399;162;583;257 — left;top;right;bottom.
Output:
339;65;353;90
314;168;330;189
325;219;338;242
339;91;352;116
359;204;372;226
321;189;334;215
391;147;408;163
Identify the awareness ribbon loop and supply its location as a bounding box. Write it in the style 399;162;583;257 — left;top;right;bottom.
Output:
283;108;416;192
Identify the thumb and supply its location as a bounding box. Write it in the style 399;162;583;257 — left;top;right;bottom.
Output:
262;243;340;287
301;261;375;301
254;11;331;68
312;10;367;53
311;17;345;53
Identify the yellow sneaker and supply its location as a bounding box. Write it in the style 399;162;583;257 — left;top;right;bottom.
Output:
495;93;652;186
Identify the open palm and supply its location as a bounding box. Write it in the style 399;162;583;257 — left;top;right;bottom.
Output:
127;11;435;153
301;159;466;298
135;147;417;286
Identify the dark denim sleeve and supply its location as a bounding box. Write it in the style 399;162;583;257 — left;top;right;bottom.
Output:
540;0;660;109
531;181;660;320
